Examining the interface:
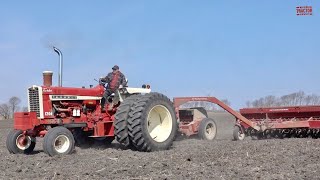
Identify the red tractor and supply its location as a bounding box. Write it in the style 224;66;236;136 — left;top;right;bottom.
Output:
6;59;177;156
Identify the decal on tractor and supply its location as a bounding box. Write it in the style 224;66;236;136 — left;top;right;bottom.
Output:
45;112;53;116
43;88;53;93
51;95;77;100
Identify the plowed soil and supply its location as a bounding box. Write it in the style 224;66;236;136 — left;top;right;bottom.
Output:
1;112;320;180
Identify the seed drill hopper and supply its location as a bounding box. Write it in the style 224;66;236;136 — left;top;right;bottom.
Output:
237;106;320;140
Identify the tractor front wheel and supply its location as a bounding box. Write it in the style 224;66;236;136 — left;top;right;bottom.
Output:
43;126;75;156
6;129;36;154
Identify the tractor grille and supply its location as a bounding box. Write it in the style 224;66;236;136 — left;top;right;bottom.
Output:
28;87;41;117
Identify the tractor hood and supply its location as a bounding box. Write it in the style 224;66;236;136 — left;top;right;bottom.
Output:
40;85;104;97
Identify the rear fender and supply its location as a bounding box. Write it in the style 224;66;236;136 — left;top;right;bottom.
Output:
117;87;152;102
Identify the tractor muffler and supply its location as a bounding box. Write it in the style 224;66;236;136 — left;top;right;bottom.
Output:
53;46;63;87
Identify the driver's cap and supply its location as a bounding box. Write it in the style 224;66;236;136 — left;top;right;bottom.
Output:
112;65;119;70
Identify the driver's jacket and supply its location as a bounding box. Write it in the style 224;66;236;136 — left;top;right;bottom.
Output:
101;71;126;91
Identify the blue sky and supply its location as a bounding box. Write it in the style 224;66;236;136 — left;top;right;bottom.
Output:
0;1;319;109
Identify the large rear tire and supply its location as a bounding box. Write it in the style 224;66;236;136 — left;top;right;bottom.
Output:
43;126;75;156
128;93;178;152
6;129;36;154
114;94;142;148
198;118;217;140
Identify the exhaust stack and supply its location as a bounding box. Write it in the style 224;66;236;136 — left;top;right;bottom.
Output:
43;71;53;87
53;46;63;87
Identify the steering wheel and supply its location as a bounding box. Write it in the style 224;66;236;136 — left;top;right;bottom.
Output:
99;78;107;87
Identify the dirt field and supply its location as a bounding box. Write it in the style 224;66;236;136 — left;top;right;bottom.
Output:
1;112;320;179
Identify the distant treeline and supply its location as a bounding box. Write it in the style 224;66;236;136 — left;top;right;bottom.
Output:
246;91;320;108
0;96;26;120
180;91;320;110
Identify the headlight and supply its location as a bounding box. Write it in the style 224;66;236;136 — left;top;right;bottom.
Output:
119;88;128;94
142;84;151;89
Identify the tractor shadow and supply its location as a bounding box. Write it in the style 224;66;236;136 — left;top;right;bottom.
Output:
175;133;200;141
26;150;42;155
76;140;133;151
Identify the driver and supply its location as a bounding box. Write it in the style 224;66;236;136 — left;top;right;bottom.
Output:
100;65;127;111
